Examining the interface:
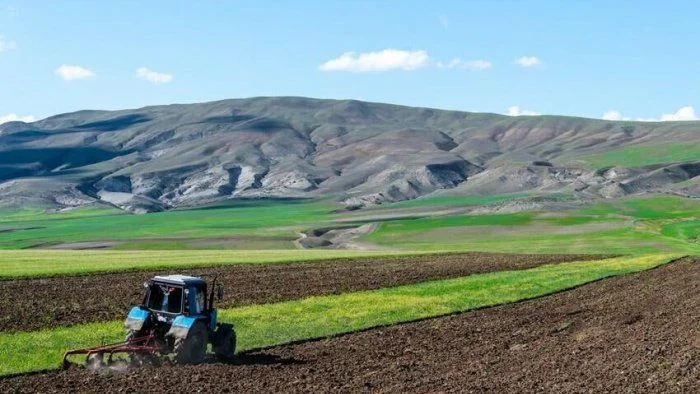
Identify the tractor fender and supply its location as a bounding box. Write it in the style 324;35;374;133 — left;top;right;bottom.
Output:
124;306;150;332
166;315;200;339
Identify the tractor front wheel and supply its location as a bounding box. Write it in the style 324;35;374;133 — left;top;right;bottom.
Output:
174;322;208;364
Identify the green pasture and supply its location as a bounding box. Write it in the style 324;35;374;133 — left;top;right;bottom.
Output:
363;195;699;255
0;254;677;376
0;205;122;223
662;220;700;242
0;194;696;256
0;194;538;250
571;142;700;168
0;199;334;249
369;192;532;210
0;249;427;279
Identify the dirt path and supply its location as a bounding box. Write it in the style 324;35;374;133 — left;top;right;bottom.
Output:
4;256;697;393
296;223;384;249
0;253;605;332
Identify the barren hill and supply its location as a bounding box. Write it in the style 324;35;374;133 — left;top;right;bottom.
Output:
0;97;698;212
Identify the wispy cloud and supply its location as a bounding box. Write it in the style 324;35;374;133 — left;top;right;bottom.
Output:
136;67;173;84
438;58;492;70
438;14;450;29
55;65;95;81
319;49;431;72
601;106;698;122
602;110;623;121
3;5;19;17
507;105;541;116
0;36;16;53
515;56;541;68
0;114;36;125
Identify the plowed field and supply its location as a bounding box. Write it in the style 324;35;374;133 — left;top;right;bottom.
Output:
0;252;602;332
3;257;697;393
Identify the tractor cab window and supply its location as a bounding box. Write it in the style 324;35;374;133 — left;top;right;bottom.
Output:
186;285;207;315
146;284;183;313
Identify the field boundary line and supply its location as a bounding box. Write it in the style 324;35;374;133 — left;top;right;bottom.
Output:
0;251;615;280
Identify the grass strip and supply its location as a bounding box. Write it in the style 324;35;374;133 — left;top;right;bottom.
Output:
0;254;677;376
0;249;431;279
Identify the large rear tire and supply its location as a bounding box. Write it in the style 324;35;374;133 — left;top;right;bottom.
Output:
213;324;236;361
174;322;208;364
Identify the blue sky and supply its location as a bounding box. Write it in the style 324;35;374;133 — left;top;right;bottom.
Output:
1;0;699;122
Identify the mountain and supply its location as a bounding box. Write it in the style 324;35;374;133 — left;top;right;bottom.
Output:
0;96;698;213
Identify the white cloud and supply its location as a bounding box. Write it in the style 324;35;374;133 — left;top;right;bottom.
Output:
55;65;95;81
319;49;431;72
319;49;493;73
602;110;624;121
0;114;36;124
0;36;16;53
660;105;697;121
601;106;698;122
507;105;541;116
136;67;173;84
439;58;492;70
515;56;541;68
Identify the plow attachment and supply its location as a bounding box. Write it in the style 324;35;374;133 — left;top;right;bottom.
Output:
62;333;164;370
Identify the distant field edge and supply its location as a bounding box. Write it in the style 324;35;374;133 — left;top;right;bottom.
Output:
0;254;681;376
0;249;613;280
0;249;435;279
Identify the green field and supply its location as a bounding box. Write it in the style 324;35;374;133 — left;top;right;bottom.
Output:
363;195;699;255
0;206;123;223
0;254;676;376
662;220;700;242
564;142;700;168
0;194;696;256
0;249;426;279
368;192;533;210
0;199;335;250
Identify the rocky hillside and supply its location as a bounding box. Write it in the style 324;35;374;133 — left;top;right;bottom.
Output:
0;97;698;212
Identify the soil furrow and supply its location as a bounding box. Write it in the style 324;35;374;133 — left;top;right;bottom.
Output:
0;253;605;332
3;256;697;393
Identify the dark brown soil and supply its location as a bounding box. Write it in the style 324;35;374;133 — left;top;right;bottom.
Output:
3;256;697;393
0;252;604;332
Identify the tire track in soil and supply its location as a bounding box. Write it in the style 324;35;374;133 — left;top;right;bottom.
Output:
0;253;607;332
3;256;697;393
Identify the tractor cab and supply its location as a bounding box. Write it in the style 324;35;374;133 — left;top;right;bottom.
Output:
145;275;208;317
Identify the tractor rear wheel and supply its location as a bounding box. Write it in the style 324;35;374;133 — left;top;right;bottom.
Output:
174;322;208;365
213;324;236;360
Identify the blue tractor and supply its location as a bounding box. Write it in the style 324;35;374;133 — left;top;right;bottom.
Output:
63;275;236;369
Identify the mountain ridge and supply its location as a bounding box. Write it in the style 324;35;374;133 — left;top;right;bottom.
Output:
1;96;698;212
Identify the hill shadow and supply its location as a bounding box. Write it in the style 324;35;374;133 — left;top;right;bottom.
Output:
73;114;152;132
